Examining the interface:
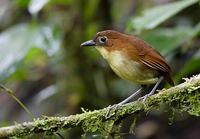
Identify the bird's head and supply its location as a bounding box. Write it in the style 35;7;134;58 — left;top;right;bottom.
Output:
81;30;125;48
81;30;129;59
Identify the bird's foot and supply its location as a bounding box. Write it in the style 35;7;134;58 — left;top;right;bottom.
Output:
138;94;151;106
105;104;122;119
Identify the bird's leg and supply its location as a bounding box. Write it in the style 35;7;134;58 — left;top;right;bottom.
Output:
141;76;164;103
105;88;144;119
116;88;144;105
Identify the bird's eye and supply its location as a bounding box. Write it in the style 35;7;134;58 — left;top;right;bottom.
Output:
99;36;107;44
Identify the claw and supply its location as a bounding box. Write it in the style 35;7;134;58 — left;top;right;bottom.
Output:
138;94;150;106
105;104;121;119
142;94;149;103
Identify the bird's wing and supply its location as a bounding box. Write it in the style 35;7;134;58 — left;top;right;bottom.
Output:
129;36;171;73
139;50;171;73
140;51;174;86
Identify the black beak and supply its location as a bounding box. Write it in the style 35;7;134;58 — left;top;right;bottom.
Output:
80;40;96;47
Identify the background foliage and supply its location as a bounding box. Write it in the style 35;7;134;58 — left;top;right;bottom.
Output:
0;0;200;138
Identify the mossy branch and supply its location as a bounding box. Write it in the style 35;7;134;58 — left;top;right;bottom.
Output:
0;74;200;138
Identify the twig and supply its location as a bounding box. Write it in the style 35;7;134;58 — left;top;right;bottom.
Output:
0;84;33;118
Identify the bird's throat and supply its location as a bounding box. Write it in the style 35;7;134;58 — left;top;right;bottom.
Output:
95;47;110;59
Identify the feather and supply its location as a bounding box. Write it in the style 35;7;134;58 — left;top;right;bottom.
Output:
128;36;171;73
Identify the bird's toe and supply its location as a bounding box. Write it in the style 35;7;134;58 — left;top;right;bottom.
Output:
105;104;121;119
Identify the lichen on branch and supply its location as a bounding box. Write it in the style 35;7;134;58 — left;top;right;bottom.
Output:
0;74;200;138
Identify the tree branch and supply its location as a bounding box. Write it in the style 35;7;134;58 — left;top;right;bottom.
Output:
0;74;200;138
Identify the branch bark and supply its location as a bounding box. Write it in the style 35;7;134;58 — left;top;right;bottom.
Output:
0;74;200;138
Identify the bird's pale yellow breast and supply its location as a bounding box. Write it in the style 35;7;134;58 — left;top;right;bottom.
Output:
95;47;158;85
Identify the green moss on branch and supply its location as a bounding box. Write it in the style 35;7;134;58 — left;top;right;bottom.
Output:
0;74;200;138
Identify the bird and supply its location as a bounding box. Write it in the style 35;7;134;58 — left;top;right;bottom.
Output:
80;30;174;117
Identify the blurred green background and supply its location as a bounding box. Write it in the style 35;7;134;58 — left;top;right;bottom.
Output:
0;0;200;138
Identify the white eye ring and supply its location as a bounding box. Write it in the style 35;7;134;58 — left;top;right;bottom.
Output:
98;36;107;44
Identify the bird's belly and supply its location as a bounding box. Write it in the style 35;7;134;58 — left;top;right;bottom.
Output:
108;51;158;85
